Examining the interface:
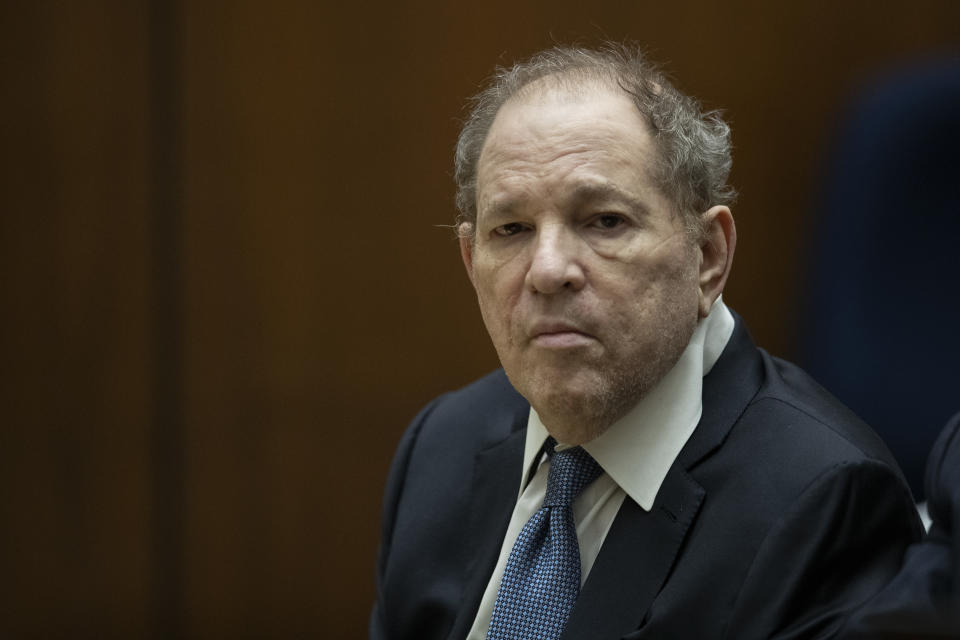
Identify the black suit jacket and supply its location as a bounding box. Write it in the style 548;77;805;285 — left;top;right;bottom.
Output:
371;318;922;639
838;411;960;638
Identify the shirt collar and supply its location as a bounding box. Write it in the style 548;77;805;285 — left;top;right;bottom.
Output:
521;297;735;510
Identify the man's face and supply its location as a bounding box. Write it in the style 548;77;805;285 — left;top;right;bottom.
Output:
461;85;705;444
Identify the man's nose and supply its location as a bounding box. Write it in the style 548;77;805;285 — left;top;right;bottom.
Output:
525;225;586;294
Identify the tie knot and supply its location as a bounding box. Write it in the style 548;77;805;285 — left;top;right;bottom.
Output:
543;439;603;508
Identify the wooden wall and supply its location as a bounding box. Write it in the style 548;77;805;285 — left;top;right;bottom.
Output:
2;1;958;637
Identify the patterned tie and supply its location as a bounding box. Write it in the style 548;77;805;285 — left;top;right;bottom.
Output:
486;438;604;640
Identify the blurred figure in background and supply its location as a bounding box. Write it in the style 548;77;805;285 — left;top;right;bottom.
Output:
799;58;960;504
840;411;960;638
803;58;960;639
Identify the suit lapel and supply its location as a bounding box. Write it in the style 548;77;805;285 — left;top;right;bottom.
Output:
445;317;765;639
563;466;705;639
446;422;528;640
678;313;764;470
564;315;763;638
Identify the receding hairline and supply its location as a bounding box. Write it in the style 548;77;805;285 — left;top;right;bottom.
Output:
476;73;660;181
454;43;736;241
496;69;659;120
511;66;619;97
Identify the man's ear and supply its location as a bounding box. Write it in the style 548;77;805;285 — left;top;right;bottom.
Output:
697;206;736;317
458;223;477;289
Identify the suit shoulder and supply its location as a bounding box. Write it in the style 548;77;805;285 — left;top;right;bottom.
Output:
750;349;902;470
436;368;523;411
404;368;528;454
427;368;526;425
701;349;911;511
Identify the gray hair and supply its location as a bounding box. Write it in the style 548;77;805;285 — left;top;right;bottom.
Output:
454;43;736;238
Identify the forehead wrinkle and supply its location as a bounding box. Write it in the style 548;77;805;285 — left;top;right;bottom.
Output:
480;142;656;208
480;130;596;177
476;86;667;220
483;98;639;165
482;121;656;189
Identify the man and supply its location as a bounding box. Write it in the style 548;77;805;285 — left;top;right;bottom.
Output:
371;44;921;639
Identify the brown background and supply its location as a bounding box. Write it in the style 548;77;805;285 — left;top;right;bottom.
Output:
2;1;958;637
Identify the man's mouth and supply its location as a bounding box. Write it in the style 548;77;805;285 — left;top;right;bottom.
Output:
529;321;595;348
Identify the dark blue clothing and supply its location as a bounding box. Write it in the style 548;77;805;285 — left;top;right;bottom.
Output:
372;316;922;639
839;412;960;638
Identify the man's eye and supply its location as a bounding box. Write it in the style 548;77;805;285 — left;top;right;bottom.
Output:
494;222;528;237
591;214;625;230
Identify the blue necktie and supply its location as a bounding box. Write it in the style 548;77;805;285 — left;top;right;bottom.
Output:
486;439;603;640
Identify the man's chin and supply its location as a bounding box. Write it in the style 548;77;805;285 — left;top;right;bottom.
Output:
514;367;603;406
519;378;618;439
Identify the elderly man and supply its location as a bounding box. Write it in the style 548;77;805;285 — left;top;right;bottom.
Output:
371;45;921;639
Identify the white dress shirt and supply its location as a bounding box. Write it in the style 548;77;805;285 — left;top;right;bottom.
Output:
466;298;735;639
